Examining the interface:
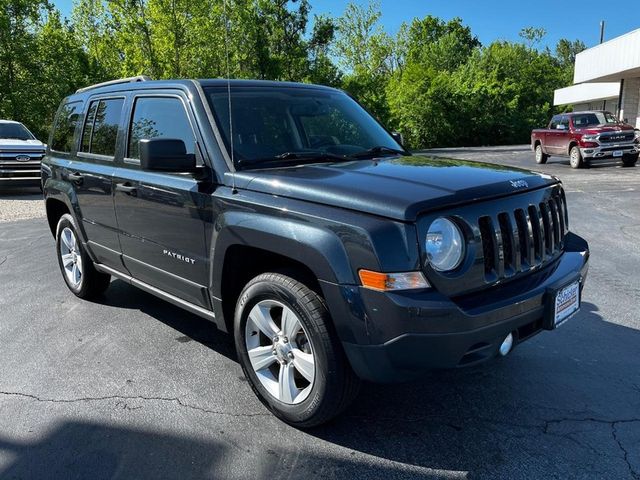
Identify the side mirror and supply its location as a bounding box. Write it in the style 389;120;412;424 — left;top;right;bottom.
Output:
139;138;196;173
391;131;404;146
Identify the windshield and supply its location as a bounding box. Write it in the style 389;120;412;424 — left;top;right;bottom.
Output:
0;123;35;141
572;112;619;128
206;86;403;169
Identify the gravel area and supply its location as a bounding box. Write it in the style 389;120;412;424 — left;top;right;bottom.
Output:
0;186;46;222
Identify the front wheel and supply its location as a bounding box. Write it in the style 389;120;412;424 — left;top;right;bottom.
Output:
535;144;548;164
55;214;111;299
234;273;360;427
622;153;638;167
569;146;583;169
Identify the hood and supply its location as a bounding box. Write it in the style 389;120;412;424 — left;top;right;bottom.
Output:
232;155;558;221
0;138;45;152
576;123;636;134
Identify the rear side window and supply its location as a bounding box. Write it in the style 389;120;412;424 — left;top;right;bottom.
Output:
80;98;124;157
127;96;196;160
51;102;82;152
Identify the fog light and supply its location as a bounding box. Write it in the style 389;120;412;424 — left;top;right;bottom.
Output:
499;333;514;356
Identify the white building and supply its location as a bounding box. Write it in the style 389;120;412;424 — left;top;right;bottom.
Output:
554;28;640;128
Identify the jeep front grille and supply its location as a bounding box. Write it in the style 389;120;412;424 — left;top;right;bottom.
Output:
478;189;568;282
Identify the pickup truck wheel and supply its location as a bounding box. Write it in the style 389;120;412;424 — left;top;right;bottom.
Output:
234;273;361;427
535;144;548;164
55;214;111;299
622;153;638;167
569;146;583;169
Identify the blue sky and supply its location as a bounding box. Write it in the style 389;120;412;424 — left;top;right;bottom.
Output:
52;0;639;50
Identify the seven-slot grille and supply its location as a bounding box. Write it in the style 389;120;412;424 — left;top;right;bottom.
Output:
478;189;568;281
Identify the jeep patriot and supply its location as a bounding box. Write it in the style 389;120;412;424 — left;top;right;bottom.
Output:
43;77;590;426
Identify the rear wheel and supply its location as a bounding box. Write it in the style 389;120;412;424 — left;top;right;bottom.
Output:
234;272;360;427
622;153;638;167
55;214;111;299
535;144;548;164
569;146;583;169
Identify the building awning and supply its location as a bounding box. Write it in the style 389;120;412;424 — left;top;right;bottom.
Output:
553;82;620;106
574;28;640;83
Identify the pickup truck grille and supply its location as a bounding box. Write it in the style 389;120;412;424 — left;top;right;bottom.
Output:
599;132;635;143
0;155;43;179
478;189;567;282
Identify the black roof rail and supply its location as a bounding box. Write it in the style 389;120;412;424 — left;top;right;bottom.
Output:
75;75;152;93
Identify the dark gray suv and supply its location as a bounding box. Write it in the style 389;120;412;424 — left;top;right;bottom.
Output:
43;77;589;426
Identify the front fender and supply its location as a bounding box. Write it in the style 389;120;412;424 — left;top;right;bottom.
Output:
210;211;355;300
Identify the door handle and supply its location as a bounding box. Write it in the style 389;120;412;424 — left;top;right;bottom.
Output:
67;172;84;184
115;183;137;196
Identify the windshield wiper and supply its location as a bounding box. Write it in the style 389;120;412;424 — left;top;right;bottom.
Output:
237;151;350;169
348;146;410;159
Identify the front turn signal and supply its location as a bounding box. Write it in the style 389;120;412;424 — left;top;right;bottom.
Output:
358;270;430;292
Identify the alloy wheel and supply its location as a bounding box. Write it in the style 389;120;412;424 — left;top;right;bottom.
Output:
59;227;83;288
244;299;316;405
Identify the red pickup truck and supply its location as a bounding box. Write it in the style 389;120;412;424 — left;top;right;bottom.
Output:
531;111;639;168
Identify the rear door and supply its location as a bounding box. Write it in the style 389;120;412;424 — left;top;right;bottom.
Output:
66;96;125;267
545;115;562;154
113;91;214;308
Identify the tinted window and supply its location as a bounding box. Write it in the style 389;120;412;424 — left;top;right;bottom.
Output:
80;98;124;157
128;97;196;159
560;115;570;129
0;123;34;141
81;102;97;152
51;102;81;152
206;87;401;168
549;116;560;129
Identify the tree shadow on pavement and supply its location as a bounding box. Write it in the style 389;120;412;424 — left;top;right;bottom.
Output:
0;420;450;480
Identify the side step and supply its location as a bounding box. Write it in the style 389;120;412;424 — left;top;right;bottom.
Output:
94;263;216;322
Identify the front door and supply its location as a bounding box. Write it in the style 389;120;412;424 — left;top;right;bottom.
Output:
113;93;214;309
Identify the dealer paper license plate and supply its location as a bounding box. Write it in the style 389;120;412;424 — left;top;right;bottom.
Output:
554;281;580;327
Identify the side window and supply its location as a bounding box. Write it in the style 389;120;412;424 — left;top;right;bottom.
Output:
549;116;560;129
127;97;196;160
51;101;82;153
80;102;97;152
560;115;570;129
80;98;124;157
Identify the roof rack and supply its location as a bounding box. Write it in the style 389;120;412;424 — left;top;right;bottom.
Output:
75;75;152;93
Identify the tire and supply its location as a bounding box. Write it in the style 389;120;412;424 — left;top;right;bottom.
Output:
622;153;638;167
569;146;583;169
534;144;548;164
55;213;111;299
234;272;361;427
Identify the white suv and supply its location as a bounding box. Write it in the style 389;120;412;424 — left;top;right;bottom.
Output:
0;120;45;186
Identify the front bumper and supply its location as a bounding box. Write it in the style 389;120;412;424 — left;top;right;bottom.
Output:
580;143;638;160
336;232;589;383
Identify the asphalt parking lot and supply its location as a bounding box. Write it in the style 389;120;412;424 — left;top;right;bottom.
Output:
1;146;639;479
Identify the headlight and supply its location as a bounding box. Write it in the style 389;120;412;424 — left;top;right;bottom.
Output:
582;134;598;141
426;218;464;272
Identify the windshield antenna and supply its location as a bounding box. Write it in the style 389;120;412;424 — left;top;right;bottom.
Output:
223;0;237;194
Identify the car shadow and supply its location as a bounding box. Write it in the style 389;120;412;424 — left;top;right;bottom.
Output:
81;285;640;477
306;301;640;476
0;185;42;198
94;279;237;362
